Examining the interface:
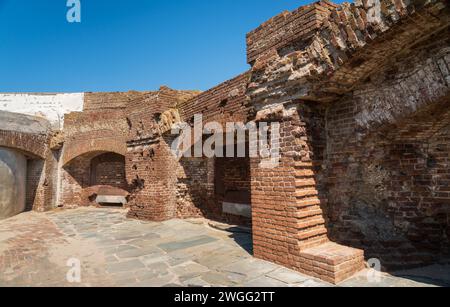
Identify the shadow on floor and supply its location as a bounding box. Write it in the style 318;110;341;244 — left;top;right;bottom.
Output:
390;263;450;287
229;232;253;255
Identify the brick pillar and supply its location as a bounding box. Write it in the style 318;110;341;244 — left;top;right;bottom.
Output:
126;137;178;221
251;104;365;284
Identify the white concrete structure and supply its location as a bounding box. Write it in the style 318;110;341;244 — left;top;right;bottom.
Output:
0;93;84;129
0;148;27;220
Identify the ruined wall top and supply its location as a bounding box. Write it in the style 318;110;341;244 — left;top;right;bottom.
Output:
247;0;449;112
83;91;155;111
246;1;337;64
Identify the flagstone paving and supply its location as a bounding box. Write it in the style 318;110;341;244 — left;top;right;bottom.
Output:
0;208;449;287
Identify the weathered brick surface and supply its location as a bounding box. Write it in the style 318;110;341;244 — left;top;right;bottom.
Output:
125;88;199;221
246;0;449;281
179;72;251;125
325;37;450;268
60;105;130;208
246;1;337;64
83;91;148;111
1;0;449;285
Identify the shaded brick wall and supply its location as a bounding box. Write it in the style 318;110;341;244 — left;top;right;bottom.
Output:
214;156;252;225
25;159;44;211
326;99;450;268
215;157;251;204
176;157;214;219
90;153;127;189
174;73;253;225
174;155;252;226
325;37;450;268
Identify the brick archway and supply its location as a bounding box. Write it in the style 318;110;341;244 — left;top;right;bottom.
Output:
0;130;48;159
60;149;129;208
62;137;127;166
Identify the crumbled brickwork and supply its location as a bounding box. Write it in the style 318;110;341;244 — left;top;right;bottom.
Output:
60;105;130;208
125;88;200;221
246;1;337;64
173;72;253;225
179;72;251;125
246;0;449;280
325;36;450;268
248;0;449;110
83;91;148;111
125;80;253;224
1;0;449;285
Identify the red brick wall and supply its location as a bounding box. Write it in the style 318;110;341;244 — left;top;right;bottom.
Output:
125;80;252;222
124;87;198;221
83;91;150;111
179;72;250;126
25;159;44;211
60;154;91;207
251;103;328;266
126;137;179;221
176;157;214;218
215;157;251;204
324;39;450;268
246;1;336;64
174;155;252;225
90;153;127;189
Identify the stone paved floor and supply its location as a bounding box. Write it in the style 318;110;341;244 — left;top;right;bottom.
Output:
0;208;449;287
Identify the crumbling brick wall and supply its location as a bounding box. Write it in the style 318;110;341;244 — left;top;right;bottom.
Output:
245;0;449;281
325;36;450;268
246;1;337;64
125;88;200;221
60;97;131;208
178;72;250;125
125;75;253;224
175;73;253;225
250;103;331;271
90;153;127;189
176;157;214;218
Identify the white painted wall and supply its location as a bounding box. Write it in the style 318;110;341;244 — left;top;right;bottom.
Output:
0;93;84;129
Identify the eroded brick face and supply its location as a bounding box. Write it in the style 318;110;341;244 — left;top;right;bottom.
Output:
324;36;450;268
1;0;449;285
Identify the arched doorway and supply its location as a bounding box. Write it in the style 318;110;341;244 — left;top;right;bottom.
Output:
61;151;128;208
0;147;27;220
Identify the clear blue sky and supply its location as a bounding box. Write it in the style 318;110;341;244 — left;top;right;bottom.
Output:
0;0;341;93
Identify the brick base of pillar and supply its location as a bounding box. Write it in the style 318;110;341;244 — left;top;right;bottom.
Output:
298;242;365;284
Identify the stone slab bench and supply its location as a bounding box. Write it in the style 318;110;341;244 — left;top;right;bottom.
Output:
95;195;128;206
222;202;251;218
